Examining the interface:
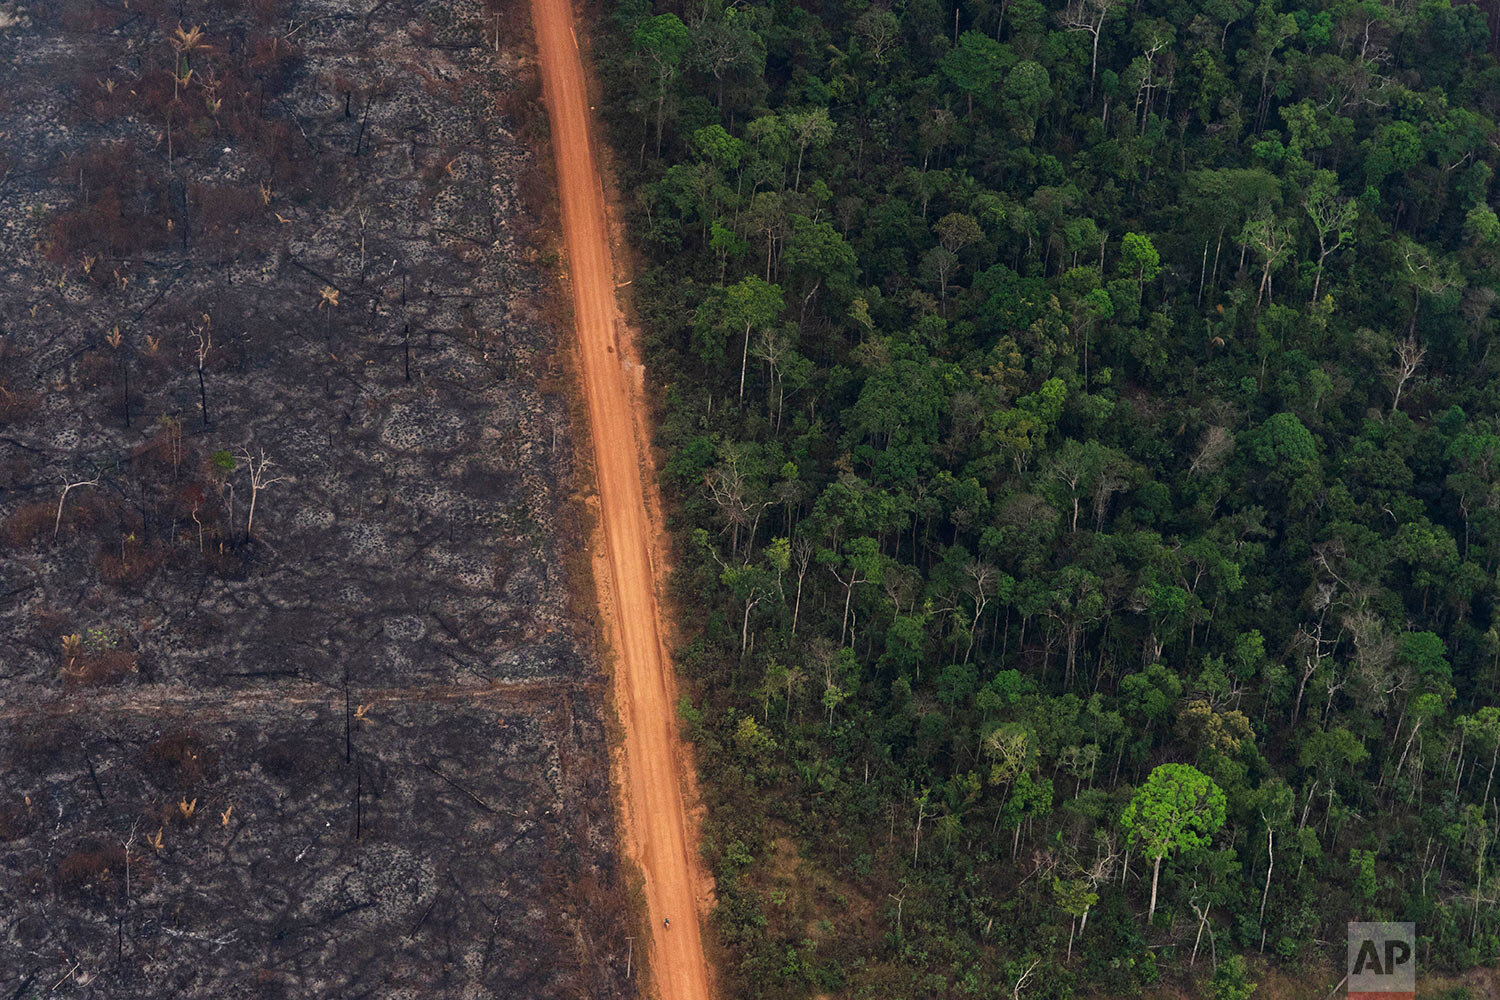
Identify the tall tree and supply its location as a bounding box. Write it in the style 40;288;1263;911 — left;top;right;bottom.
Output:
634;13;691;156
1122;764;1227;923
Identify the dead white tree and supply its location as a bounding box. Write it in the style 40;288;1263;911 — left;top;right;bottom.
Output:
55;472;102;538
704;453;771;560
1057;0;1122;101
192;320;213;428
123;820;140;905
1291;618;1335;727
961;560;998;664
739;581;766;655
1011;956;1042;1000
749;328;790;431
1189;425;1234;476
790;535;814;636
191;501;204;552
912;791;928;864
1188;889;1215;967
1077;834;1120;941
1130;34;1170;134
887;883;907;938
830;556;872;648
1258;814;1274;948
240;448;285;540
1392;705;1428;791
853;7;900;67
1389;335;1426;416
356;206;371;277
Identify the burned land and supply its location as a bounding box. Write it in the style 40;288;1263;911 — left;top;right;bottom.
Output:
0;0;634;996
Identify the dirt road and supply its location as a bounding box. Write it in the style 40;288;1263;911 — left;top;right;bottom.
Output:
527;1;714;999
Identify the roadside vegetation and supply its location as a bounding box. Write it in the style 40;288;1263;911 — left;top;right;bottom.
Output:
592;0;1500;995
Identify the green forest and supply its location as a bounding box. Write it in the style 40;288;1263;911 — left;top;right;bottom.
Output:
592;0;1500;994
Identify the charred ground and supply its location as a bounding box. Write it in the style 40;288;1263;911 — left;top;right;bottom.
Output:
0;1;633;996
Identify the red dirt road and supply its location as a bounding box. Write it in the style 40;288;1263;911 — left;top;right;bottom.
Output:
528;1;714;999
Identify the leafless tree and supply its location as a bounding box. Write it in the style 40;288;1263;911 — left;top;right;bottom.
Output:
886;882;907;938
1389;335;1426;416
1047;450;1089;533
1321;658;1348;724
1080;835;1119;939
1189;425;1234;476
790;535;814;635
1011;956;1042;1000
1130;33;1171;135
961;560;998;664
749;328;789;431
191;500;204;552
881;560;923;617
1188;891;1215;967
356;205;371;277
158;414;184;476
705;452;771;559
192;319;213;428
1091;453;1133;530
912;790;928;864
1057;0;1122;101
240;448;286;540
1291;617;1335;727
1258;814;1274;948
1461;286;1496;348
921;246;959;308
829;557;872;648
55;472;102;538
739;581;766;655
853;7;900;67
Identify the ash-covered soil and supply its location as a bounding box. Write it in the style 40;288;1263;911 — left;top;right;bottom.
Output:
0;0;633;996
1;691;622;998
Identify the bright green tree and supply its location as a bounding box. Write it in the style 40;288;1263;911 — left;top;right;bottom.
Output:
719;276;784;402
1210;954;1257;1000
1122;763;1227;923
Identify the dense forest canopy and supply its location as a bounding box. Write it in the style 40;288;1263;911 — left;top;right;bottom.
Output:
594;0;1500;994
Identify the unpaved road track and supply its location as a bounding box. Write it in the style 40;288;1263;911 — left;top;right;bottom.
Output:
528;1;714;999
